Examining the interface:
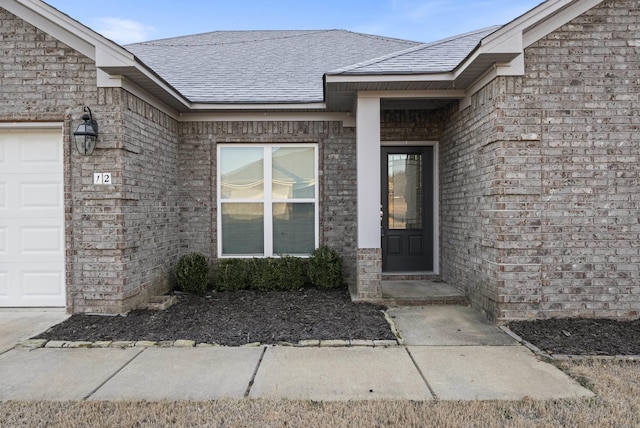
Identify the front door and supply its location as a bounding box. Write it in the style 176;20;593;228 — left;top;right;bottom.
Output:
381;146;434;272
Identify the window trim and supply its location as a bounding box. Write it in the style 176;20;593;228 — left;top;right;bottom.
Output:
217;143;319;258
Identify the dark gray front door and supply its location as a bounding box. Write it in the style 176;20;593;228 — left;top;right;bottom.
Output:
381;147;434;272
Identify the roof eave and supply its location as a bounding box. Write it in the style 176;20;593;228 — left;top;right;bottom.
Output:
188;102;328;112
324;0;607;111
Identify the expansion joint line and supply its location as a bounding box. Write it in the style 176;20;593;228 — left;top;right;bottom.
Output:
405;346;438;400
244;346;267;398
82;348;145;400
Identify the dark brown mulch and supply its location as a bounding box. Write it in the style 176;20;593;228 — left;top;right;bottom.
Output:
34;288;395;346
508;318;640;356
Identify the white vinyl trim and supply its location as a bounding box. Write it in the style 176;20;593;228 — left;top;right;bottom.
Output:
0;122;63;129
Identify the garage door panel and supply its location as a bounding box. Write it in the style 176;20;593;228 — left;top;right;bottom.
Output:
0;175;63;218
0;219;64;261
0;131;62;174
0;271;8;299
0;266;65;306
22;268;65;297
0;128;65;307
0;181;7;211
20;180;63;213
21;226;64;257
20;136;63;166
0;136;7;167
0;226;6;255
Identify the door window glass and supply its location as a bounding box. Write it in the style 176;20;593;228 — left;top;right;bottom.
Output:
387;153;423;230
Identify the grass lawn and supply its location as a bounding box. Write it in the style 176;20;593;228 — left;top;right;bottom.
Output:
1;359;638;427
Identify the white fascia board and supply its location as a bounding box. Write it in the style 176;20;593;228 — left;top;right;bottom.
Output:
187;102;327;111
96;70;182;120
325;73;453;84
96;67;189;110
460;0;606;108
4;0;94;58
455;0;578;81
7;0;191;111
522;0;605;48
480;0;605;53
8;0;136;66
481;0;570;50
357;90;466;99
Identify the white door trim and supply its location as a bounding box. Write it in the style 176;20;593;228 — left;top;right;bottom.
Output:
382;141;440;275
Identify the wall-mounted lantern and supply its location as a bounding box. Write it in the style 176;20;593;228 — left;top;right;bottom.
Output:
73;106;98;156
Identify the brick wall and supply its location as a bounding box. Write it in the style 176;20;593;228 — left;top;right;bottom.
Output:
178;121;358;286
0;9;97;120
440;81;504;320
441;0;640;321
381;109;443;141
497;0;640;320
67;89;180;313
0;9;180;313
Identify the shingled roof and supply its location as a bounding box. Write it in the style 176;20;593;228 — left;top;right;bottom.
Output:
327;26;500;76
126;30;421;104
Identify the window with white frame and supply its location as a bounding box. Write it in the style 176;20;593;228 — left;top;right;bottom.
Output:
218;144;318;257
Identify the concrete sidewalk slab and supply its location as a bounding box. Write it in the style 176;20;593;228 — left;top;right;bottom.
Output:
0;311;69;354
91;347;263;401
408;346;594;401
0;348;140;401
387;306;516;346
250;347;433;401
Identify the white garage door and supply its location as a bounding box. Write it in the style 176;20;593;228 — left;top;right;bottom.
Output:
0;128;66;307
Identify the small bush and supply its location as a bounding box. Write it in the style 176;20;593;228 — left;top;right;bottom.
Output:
175;252;210;295
213;255;322;292
247;257;308;291
216;259;248;291
308;246;343;289
248;258;278;291
277;256;308;291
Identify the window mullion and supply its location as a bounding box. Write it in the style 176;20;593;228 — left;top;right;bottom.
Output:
264;146;273;257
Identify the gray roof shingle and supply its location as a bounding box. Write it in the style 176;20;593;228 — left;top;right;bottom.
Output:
126;30;420;104
327;26;500;75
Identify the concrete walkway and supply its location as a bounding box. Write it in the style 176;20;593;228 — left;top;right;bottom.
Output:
0;306;594;402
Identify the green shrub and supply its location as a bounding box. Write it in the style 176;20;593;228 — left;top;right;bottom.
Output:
308;246;343;289
248;258;280;291
214;256;319;292
247;257;308;291
215;259;249;291
175;252;210;295
277;256;308;291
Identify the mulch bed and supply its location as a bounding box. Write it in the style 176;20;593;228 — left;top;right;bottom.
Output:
508;318;640;356
34;287;640;355
34;288;395;346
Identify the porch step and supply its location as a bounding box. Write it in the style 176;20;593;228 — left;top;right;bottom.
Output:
380;280;469;307
381;273;441;281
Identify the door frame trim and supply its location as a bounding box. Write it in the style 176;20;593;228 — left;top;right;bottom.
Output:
382;141;439;275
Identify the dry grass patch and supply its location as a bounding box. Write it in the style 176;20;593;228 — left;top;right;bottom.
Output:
1;360;638;427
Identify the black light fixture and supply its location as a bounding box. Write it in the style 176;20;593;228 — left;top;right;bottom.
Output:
73;106;98;156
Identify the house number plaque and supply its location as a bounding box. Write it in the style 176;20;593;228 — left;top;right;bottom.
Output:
93;172;112;185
